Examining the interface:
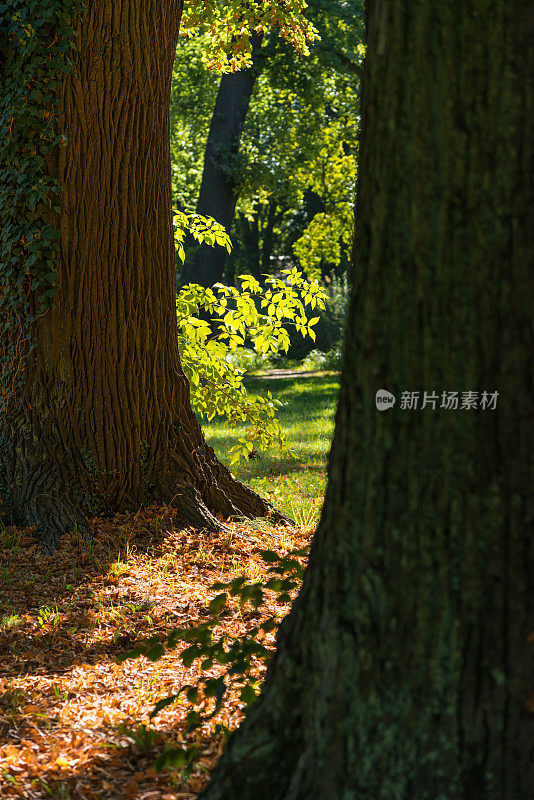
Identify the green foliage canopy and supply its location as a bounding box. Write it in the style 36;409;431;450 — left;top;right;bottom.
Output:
170;0;364;280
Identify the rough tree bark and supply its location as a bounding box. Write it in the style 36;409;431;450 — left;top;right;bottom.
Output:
179;33;263;288
200;1;534;798
0;0;278;552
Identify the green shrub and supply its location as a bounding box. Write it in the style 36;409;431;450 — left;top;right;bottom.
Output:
301;347;340;371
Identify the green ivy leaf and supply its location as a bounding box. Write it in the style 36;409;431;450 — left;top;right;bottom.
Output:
149;693;181;719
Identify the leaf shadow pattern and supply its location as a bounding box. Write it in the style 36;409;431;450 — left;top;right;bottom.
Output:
0;505;311;799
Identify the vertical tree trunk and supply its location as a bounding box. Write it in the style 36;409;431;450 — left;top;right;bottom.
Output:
200;1;534;798
179;33;262;288
260;199;277;276
241;211;262;281
0;0;277;551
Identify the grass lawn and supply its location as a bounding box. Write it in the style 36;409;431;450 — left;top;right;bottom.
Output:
0;370;339;799
202;370;340;531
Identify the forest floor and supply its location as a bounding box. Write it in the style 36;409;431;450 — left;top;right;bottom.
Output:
0;371;339;800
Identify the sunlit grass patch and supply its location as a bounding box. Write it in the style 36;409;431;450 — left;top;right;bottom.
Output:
0;612;21;630
203;370;340;528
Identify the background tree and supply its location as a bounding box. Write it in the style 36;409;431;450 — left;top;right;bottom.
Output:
200;1;534;797
179;32;263;288
0;0;316;551
172;0;364;287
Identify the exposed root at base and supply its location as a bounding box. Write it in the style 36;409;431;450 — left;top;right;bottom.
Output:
166;486;230;533
26;495;92;555
11;475;292;557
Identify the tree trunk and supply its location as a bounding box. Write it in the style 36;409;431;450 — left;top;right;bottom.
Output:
179;33;262;288
241;211;262;281
260;199;277;276
200;1;534;798
0;0;278;553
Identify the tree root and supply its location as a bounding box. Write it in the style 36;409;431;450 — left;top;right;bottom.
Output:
166;482;293;532
166;485;229;532
1;434;292;556
12;477;291;556
204;458;294;527
26;495;92;555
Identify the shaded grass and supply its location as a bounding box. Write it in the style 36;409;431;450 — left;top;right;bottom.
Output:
202;370;340;530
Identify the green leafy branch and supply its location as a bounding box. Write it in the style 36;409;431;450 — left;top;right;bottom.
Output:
174;211;232;265
176;264;326;462
181;0;320;72
173;210;326;461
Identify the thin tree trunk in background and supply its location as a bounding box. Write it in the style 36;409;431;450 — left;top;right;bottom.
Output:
0;1;278;552
260;199;277;276
241;212;262;281
180;33;262;287
200;1;534;798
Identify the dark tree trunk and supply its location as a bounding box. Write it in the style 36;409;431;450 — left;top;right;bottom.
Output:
200;1;534;798
241;211;262;281
0;1;279;552
180;33;262;288
260;199;277;276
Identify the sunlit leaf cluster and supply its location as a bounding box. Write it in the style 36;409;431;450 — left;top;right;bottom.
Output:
174;211;232;264
293;123;357;275
174;217;326;462
181;0;320;72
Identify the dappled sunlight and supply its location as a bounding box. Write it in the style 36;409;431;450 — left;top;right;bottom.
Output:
202;370;339;527
204;371;339;465
1;369;337;800
0;509;310;798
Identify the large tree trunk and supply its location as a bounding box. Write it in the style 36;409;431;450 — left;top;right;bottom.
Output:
0;0;277;552
200;1;534;798
179;33;262;288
